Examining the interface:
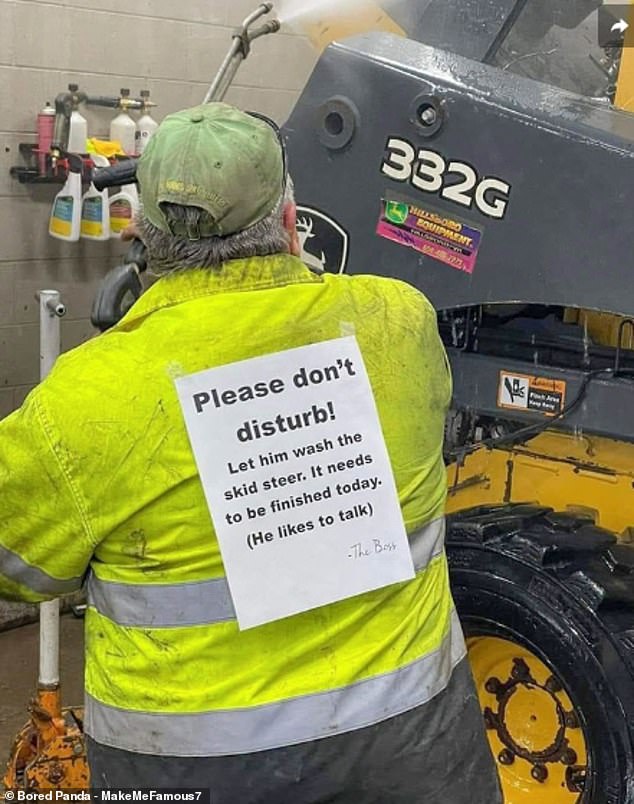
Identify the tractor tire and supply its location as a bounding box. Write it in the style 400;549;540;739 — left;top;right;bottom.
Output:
445;503;634;804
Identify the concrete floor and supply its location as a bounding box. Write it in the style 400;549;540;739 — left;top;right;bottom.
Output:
0;615;85;765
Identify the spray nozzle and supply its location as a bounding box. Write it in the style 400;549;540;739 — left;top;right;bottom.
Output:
139;90;158;110
117;88;143;111
45;298;67;318
250;19;281;38
51;86;87;153
67;83;88;109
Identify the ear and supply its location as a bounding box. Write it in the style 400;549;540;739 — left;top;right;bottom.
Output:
283;201;301;257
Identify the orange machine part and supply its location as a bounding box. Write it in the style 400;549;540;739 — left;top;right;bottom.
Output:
3;686;88;791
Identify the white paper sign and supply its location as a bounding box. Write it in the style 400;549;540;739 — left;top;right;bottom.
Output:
175;336;415;630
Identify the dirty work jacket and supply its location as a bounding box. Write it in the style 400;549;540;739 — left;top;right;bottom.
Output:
0;253;465;757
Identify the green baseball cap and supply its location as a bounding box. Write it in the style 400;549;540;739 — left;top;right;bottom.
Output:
137;103;285;239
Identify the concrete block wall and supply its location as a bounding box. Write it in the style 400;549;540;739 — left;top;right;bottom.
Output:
0;0;317;628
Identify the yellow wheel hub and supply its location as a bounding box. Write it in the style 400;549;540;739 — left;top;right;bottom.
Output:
504;683;561;754
467;636;588;804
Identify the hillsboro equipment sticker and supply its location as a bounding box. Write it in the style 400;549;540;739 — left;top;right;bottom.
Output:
376;199;483;274
498;372;567;416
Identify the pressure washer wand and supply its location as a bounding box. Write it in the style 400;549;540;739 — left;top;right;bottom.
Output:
203;3;281;103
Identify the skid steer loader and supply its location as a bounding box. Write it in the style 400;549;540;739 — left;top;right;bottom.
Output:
281;2;634;802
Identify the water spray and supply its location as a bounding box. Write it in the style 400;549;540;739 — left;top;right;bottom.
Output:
276;0;371;27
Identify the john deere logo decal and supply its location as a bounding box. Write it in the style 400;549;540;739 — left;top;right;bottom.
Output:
385;201;409;224
296;206;350;274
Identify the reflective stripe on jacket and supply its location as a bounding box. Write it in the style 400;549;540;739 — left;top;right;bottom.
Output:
0;254;461;756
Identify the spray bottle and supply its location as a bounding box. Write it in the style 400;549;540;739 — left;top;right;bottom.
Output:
66;84;88;153
49;155;83;242
135;90;158;155
81;154;111;240
109;178;139;239
110;89;137;156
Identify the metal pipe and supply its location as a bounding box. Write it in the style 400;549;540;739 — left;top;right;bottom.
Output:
39;601;60;687
38;290;66;688
205;46;245;103
240;2;275;34
248;20;281;41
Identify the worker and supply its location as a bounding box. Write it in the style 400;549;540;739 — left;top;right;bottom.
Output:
0;103;501;803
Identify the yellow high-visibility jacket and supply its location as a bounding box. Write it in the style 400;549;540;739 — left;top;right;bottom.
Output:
0;254;464;756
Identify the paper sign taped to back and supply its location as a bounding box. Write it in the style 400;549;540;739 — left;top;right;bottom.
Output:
175;336;414;630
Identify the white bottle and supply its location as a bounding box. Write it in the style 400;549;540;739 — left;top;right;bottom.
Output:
109;183;139;239
67;84;88;153
135;90;158;155
110;88;137;156
81;155;110;240
49;166;82;242
68;110;88;152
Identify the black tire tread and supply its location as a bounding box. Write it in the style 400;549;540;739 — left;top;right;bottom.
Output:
447;503;634;613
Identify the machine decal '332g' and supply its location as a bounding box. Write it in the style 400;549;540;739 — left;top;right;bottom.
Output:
381;137;512;220
376;199;483;275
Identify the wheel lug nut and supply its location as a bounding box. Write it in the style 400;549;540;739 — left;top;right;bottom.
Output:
566;766;586;793
545;675;563;693
561;748;577;766
483;707;497;730
564;711;579;728
498;749;515;765
485;677;503;695
511;658;530;680
531;764;548;782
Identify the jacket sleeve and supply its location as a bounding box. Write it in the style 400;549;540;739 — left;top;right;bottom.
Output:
0;389;95;602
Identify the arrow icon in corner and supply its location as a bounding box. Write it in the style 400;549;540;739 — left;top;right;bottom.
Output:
611;18;629;34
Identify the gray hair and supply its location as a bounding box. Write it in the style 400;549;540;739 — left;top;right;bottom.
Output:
139;180;295;274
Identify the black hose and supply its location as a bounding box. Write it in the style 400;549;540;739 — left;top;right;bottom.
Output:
92;159;138;191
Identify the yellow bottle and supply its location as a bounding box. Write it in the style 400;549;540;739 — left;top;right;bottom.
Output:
81;154;110;241
49;162;82;242
109;183;139;239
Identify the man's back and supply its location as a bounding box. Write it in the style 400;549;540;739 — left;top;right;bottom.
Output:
2;254;461;754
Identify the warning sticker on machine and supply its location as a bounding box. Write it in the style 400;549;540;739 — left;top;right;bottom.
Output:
376;199;483;274
498;372;567;416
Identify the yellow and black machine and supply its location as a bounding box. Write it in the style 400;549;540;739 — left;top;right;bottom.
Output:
283;1;634;802
5;2;634;803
